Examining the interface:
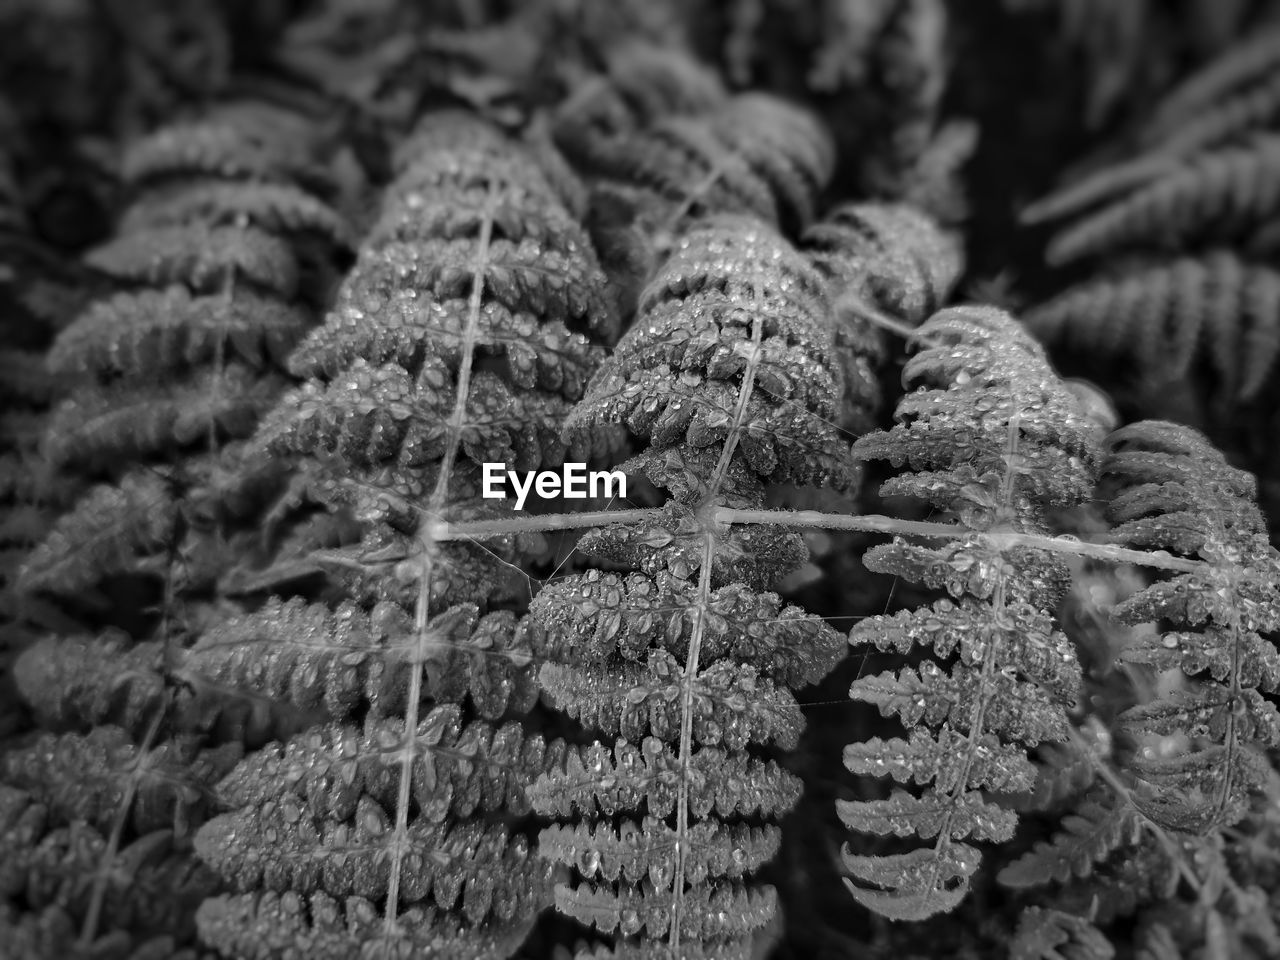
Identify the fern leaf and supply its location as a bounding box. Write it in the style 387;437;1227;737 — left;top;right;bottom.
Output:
121;180;354;245
1;726;239;834
997;793;1143;888
806;202;962;326
1101;421;1280;829
540;652;804;751
1041;135;1280;264
289;296;604;400
0;786;220;950
213;706;560;821
44;365;283;470
843;306;1101;920
1026;252;1280;401
532;569;845;687
18;471;177;595
183;110;617;956
840;845;978;922
86;223;301;296
185;597;536;720
48;286;313;378
843;729;1037;794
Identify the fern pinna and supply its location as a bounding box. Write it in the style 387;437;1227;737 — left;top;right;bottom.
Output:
526;215;850;958
185;110;618;960
996;421;1280;958
840;306;1103;921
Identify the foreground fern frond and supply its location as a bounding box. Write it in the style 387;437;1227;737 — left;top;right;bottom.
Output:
530;216;848;958
842;306;1102;920
191;110;617;960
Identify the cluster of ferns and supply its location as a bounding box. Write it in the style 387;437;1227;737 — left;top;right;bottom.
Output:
1;4;1279;960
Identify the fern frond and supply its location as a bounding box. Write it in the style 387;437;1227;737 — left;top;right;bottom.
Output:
1026;252;1280;401
184;109;618;957
48;286;313;378
843;306;1101;920
1101;421;1280;830
1037;135;1280;264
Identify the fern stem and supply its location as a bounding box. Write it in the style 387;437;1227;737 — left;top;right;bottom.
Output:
430;508;1206;573
835;290;934;343
381;180;497;944
669;312;763;949
80;547;181;946
669;529;717;950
